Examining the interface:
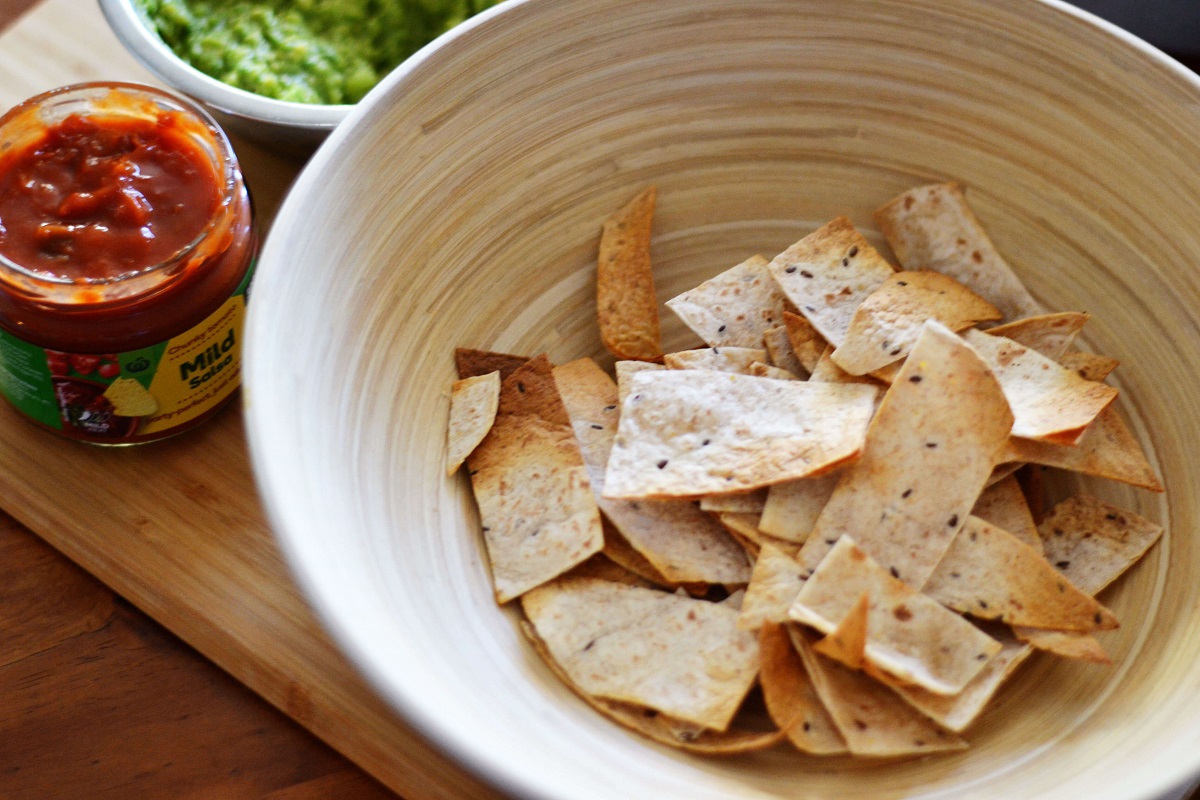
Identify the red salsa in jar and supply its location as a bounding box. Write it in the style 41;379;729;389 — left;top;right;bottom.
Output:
0;83;255;444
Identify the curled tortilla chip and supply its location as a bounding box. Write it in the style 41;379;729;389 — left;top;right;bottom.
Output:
521;577;760;731
759;622;848;755
874;182;1043;321
446;371;501;476
604;370;877;499
790;536;1001;696
768;217;897;346
790;627;968;756
831;270;1001;376
1059;351;1119;382
797;321;1013;588
924;516;1118;632
467;356;604;603
987;312;1090;359
553;358;750;585
738;544;806;631
520;620;783;754
663;346;767;374
997;406;1163;492
597;186;662;361
783;310;827;373
812;591;869;670
665;254;788;348
964;329;1118;444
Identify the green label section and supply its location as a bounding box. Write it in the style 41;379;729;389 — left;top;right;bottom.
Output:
0;329;60;429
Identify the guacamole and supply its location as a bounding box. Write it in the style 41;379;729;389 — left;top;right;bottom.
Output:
136;0;499;104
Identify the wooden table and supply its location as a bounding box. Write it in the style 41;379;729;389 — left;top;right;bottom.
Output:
0;2;1194;799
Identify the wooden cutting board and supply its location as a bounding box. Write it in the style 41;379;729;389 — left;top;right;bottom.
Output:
0;3;501;798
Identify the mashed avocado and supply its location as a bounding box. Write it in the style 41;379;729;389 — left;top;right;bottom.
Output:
136;0;499;104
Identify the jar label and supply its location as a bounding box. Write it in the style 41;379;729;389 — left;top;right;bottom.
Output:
0;276;250;444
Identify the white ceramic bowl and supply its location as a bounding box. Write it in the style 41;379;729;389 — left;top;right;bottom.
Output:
245;0;1200;798
99;0;348;151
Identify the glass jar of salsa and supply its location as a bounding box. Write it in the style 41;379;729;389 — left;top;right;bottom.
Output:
0;82;255;444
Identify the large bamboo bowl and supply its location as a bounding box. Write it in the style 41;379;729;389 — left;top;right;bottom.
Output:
244;1;1200;798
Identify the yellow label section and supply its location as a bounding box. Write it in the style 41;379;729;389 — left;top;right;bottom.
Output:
141;296;244;434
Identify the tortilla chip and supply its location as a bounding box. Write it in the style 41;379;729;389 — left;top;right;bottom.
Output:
565;551;662;590
699;489;767;515
758;472;841;543
1059;351;1120;383
963;329;1118;444
809;345;882;386
763;324;809;378
665;254;789;348
615;360;665;407
1013;628;1111;664
597;186;662;361
446;371;501;476
997;406;1163;492
783;311;827;373
812;591;869;670
716;512;803;559
891;632;1034;732
790;536;1001;695
467;356;604;603
987;312;1090;359
759;622;848;754
521;577;760;731
874;182;1043;321
767;217;897;346
796;321;1013;588
553;358;750;585
924;516;1118;631
604;370;877;498
831;270;1001;376
1035;494;1164;596
663;346;767;374
599;521;676;588
520;620;782;753
971;475;1040;552
454;347;530;380
738;544;807;630
749;361;800;380
790;627;968;756
104;377;158;417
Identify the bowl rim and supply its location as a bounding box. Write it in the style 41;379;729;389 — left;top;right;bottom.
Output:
246;0;1200;798
98;0;349;130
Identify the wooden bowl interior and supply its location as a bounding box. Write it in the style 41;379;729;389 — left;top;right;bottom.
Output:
247;1;1200;797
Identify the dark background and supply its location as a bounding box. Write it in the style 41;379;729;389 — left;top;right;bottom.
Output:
1075;0;1200;67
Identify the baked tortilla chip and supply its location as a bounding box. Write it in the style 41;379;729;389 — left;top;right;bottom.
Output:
598;521;676;589
1060;351;1119;382
964;329;1118;444
1013;628;1111;664
454;347;530;380
874;182;1043;321
553;358;750;585
521;577;760;731
971;475;1040;551
783;310;827;373
738;544;806;631
665;254;788;348
987;312;1089;359
699;488;767;515
924;516;1118;631
716;513;802;559
892;632;1034;732
663;346;767;374
597;186;662;360
809;345;882;386
790;627;968;756
749;361;800;380
796;321;1012;588
768;217;896;346
763;324;809;378
997;406;1163;492
758;472;841;543
790;536;1001;695
446;370;501;476
615;360;664;407
759;622;848;755
467;356;604;603
812;591;869;670
831;270;1001;376
604;370;877;498
520;620;782;753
